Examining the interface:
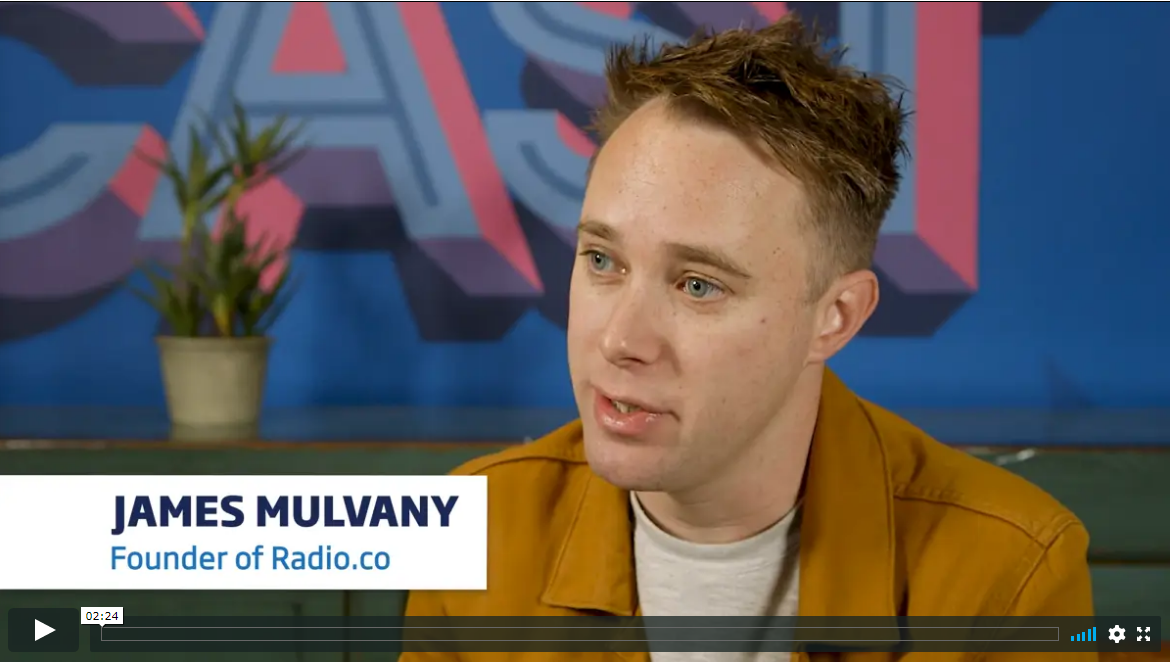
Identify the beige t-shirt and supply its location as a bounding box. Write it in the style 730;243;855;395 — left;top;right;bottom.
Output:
631;494;801;662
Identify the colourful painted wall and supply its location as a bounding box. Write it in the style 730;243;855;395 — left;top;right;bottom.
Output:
0;2;1166;411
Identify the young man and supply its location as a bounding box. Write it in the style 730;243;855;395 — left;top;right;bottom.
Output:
402;15;1095;662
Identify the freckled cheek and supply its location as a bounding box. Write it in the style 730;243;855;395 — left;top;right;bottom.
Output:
567;278;609;351
681;329;774;395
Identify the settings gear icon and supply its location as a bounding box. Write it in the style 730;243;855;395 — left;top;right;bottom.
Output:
1108;625;1126;643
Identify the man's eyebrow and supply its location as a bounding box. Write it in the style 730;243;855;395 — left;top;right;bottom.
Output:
576;220;751;280
667;242;752;280
576;219;620;242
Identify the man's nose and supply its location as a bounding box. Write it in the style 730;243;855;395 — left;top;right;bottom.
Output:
598;285;664;368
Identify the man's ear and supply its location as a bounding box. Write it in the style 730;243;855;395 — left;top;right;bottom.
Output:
806;269;880;365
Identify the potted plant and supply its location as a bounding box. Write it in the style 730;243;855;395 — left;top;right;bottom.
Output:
136;102;304;441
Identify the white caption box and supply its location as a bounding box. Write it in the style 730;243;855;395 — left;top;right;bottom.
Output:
0;475;487;591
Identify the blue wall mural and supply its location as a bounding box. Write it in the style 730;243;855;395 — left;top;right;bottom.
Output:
0;2;1167;410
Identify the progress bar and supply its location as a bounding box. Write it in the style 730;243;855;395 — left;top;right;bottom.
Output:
86;615;1161;654
100;625;1061;643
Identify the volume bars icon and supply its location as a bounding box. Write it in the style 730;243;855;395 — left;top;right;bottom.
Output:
1072;627;1097;642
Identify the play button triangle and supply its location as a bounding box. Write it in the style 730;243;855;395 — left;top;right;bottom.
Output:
34;619;55;641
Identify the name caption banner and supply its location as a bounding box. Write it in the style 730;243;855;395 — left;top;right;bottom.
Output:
0;475;486;591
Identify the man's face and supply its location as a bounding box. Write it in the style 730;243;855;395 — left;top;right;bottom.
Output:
567;100;822;495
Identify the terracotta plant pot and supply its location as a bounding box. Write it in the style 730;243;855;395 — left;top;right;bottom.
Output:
156;336;272;442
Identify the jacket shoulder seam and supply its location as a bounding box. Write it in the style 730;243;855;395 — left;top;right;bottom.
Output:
996;517;1084;616
892;485;1080;548
968;518;1082;662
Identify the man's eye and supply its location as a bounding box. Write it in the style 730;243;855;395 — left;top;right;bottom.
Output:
581;250;614;272
682;277;722;299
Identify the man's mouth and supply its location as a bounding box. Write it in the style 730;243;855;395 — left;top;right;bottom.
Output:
591;389;669;437
611;399;643;415
596;388;664;415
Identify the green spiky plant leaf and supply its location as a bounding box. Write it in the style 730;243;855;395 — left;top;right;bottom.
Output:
213;100;307;208
132;99;307;338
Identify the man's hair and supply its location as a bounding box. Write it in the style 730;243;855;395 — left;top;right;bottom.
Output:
591;14;910;295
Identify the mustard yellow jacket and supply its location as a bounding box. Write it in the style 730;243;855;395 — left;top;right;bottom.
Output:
402;370;1096;661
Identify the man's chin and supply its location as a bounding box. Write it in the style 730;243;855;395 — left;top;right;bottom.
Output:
582;432;673;492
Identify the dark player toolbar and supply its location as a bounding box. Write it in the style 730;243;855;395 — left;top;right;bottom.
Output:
8;610;1163;654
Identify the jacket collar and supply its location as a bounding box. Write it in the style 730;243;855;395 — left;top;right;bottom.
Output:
541;459;640;615
796;369;898;618
541;368;898;619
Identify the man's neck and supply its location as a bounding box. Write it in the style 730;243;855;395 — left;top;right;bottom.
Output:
635;368;822;544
